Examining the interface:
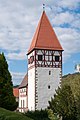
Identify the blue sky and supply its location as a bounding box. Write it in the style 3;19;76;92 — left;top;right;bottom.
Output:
0;0;80;85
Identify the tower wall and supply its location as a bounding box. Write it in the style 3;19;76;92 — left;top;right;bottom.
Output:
27;11;63;111
28;51;36;111
35;49;62;109
28;68;35;110
35;67;61;110
28;49;62;110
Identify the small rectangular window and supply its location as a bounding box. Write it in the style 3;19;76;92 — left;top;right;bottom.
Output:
23;100;24;108
38;55;43;61
30;56;34;64
48;85;50;89
55;56;59;62
28;59;30;64
49;71;51;75
21;100;22;108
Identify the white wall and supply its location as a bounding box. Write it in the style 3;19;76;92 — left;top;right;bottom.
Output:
27;50;62;111
28;51;35;69
36;67;61;110
19;88;27;112
28;67;35;111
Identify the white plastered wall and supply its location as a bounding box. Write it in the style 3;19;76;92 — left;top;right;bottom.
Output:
36;67;61;110
19;88;27;112
28;67;35;111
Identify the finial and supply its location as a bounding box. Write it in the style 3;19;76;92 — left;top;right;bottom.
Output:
43;4;45;11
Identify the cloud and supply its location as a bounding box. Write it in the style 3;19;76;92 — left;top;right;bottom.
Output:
54;27;80;62
57;0;80;9
0;0;80;61
52;12;74;26
11;72;26;85
52;12;80;30
7;51;27;60
0;0;80;84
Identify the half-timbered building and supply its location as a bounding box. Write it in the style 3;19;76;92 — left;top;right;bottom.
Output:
27;11;63;111
19;74;28;112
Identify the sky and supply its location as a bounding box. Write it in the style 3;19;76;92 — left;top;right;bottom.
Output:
0;0;80;85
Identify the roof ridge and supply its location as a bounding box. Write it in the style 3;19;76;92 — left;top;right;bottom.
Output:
35;11;44;47
19;74;28;88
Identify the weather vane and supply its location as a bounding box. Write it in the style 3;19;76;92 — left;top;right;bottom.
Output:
43;4;45;11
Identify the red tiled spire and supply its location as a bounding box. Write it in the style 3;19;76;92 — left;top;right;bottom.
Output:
28;11;63;54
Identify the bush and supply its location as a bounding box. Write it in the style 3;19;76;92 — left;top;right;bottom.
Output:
0;114;6;120
0;107;33;120
25;109;60;120
25;109;50;120
47;109;59;120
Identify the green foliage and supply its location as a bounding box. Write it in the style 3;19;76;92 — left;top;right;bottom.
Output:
48;73;80;120
0;107;33;120
62;73;80;120
25;109;50;120
0;53;17;111
48;85;77;120
62;73;80;98
76;95;80;120
25;109;60;120
47;109;59;120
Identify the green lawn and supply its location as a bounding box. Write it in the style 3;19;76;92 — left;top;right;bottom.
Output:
0;107;33;120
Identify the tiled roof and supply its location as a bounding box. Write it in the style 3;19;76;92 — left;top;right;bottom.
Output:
13;88;19;97
19;74;28;88
28;11;63;54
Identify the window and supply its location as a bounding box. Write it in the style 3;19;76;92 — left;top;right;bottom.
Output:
49;71;51;75
21;100;22;108
48;85;50;89
38;55;43;61
28;59;30;64
30;56;34;64
28;56;34;64
23;100;25;108
55;56;59;62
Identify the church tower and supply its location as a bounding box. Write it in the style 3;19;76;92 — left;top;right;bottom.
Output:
27;11;63;111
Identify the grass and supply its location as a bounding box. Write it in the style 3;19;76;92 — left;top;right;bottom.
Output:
0;107;33;120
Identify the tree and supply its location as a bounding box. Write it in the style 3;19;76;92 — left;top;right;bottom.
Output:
76;95;80;120
0;53;17;111
61;73;80;99
25;109;50;120
25;109;59;120
47;109;59;120
61;73;80;120
48;85;77;120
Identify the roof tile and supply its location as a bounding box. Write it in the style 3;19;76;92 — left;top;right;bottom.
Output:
19;74;28;88
13;88;19;97
28;11;63;54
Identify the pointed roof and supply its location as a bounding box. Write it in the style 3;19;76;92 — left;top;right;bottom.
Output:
28;11;63;54
19;74;28;89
